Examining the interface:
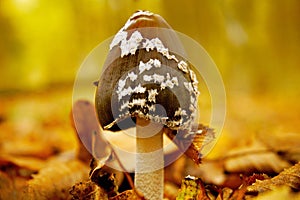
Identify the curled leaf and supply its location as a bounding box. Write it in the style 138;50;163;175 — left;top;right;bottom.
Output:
71;100;111;163
247;161;300;194
70;181;108;200
257;131;300;163
23;160;89;200
165;124;215;165
176;175;210;200
109;190;143;200
227;174;266;200
250;186;300;200
223;140;291;174
0;171;21;200
0;154;44;177
164;181;180;200
89;158;118;197
216;188;233;200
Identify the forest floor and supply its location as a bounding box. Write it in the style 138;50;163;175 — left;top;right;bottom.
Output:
0;86;299;199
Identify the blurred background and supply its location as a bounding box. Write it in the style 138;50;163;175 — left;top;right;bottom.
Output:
0;0;300;157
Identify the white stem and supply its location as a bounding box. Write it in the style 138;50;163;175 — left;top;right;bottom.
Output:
135;118;164;200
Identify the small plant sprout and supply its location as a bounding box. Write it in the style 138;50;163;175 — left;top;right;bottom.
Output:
95;10;199;200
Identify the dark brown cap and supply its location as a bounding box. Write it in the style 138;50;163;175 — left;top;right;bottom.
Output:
95;10;199;131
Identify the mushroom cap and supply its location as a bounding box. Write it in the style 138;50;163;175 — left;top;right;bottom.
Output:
95;10;199;131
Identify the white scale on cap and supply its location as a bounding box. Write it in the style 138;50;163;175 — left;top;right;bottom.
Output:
108;10;200;130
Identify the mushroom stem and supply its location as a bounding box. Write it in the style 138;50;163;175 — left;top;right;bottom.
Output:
135;117;164;200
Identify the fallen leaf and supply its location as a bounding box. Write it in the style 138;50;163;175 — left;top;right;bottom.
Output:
23;160;89;200
72;100;111;163
0;171;22;200
228;174;266;200
223;140;291;174
69;180;108;200
176;175;210;200
1;136;60;160
109;190;143;200
165;154;186;185
164;181;179;200
0;155;47;199
90;158;119;197
250;186;300;200
257;131;300;163
165;124;215;165
216;188;233;200
0;154;46;173
185;159;226;186
247;161;300;194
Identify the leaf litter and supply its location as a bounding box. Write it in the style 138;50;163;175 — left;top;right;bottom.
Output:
0;90;300;199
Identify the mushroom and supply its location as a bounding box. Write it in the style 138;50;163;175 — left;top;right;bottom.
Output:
95;10;199;200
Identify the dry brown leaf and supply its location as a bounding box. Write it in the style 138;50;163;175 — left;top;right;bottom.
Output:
247;161;300;194
216;188;233;200
165;124;215;165
186;159;226;186
165;155;186;185
0;154;46;199
249;186;300;200
1;137;60;160
184;139;291;188
257;131;300;163
164;181;179;200
176;176;210;200
0;91;76;161
223;140;291;174
0;171;23;200
213;174;266;200
89;158;119;197
72;100;135;197
72;100;125;185
0;154;46;173
23;160;89;200
70;180;108;200
228;175;263;200
72;100;111;163
109;190;143;200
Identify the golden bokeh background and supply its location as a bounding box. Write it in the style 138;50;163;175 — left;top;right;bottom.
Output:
1;0;299;94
